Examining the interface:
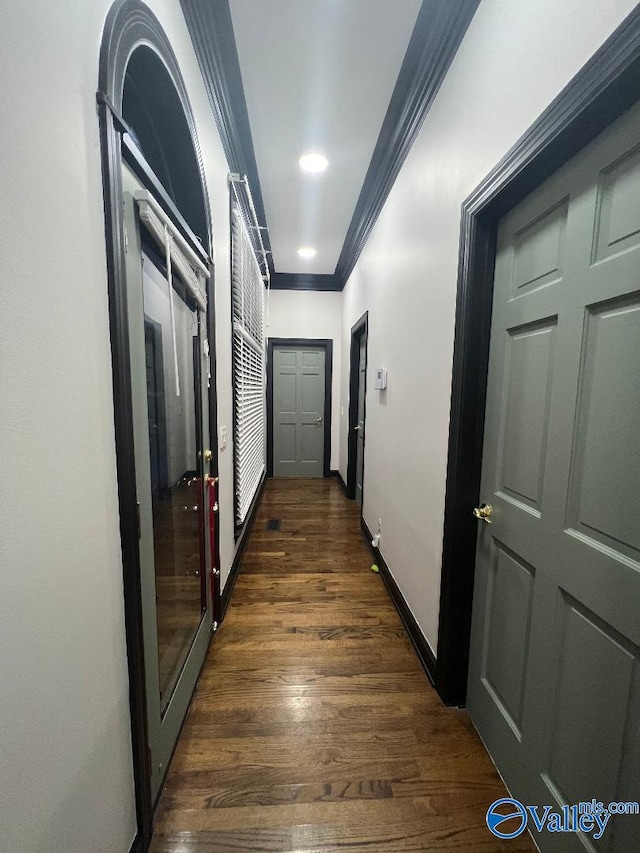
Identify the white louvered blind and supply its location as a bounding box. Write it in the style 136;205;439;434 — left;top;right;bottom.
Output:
135;190;208;310
231;202;266;525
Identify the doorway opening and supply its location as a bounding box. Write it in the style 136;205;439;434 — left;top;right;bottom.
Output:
347;313;368;507
266;338;333;478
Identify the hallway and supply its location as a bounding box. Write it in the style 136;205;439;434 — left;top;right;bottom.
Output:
150;479;535;852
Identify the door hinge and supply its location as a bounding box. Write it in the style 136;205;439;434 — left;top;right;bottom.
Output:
123;220;129;253
211;620;219;634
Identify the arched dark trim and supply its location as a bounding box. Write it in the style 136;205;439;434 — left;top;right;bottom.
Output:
99;0;212;255
97;3;218;849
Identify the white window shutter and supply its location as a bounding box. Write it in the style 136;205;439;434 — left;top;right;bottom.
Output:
231;202;266;524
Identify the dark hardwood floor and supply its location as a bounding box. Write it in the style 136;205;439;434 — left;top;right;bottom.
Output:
150;478;535;852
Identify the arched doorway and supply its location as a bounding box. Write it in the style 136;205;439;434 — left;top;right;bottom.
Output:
98;3;219;847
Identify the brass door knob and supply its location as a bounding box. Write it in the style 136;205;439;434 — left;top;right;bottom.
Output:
473;503;492;523
203;449;213;463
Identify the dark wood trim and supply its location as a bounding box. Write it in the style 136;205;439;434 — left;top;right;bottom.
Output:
436;5;640;707
334;0;479;285
143;317;169;502
128;833;143;853
331;469;349;496
220;472;266;619
179;0;274;276
98;3;216;848
347;313;368;501
121;132;209;265
267;338;333;478
270;273;342;292
98;95;209;263
362;519;436;686
180;0;478;290
323;344;333;479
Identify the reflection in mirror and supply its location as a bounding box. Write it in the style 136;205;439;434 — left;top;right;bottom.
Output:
142;253;204;711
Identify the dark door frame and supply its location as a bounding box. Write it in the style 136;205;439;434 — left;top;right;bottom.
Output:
435;7;640;707
267;338;333;478
143;317;169;500
347;312;369;502
97;2;219;849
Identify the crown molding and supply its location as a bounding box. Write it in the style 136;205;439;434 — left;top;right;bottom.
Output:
270;273;342;292
180;0;479;290
179;0;274;274
334;0;480;286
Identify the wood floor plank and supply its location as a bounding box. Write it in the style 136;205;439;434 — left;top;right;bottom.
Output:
150;478;535;852
160;758;422;792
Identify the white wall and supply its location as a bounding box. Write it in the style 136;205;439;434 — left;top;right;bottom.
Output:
0;0;239;850
339;0;638;655
267;290;342;469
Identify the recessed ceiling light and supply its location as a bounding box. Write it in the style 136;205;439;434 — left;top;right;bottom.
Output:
298;247;317;259
299;153;329;173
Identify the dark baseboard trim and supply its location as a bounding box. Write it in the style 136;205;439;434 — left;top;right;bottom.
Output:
362;519;436;686
331;469;349;496
271;272;342;292
220;472;266;620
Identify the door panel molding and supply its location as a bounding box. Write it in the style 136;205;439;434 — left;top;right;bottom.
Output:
436;5;640;706
347;312;369;502
267;338;333;478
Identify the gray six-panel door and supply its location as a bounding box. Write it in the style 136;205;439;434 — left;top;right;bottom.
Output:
467;101;640;852
273;346;325;477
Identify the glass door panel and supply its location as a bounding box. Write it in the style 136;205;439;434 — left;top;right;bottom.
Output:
123;165;212;801
142;267;205;713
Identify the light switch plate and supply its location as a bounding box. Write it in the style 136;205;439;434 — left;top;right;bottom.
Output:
219;426;228;450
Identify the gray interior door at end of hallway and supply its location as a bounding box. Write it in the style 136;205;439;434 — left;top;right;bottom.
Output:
467;100;640;853
273;346;325;477
355;333;367;508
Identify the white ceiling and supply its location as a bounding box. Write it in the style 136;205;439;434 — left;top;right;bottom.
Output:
229;0;423;275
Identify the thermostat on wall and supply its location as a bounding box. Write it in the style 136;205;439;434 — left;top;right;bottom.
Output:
374;368;387;390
